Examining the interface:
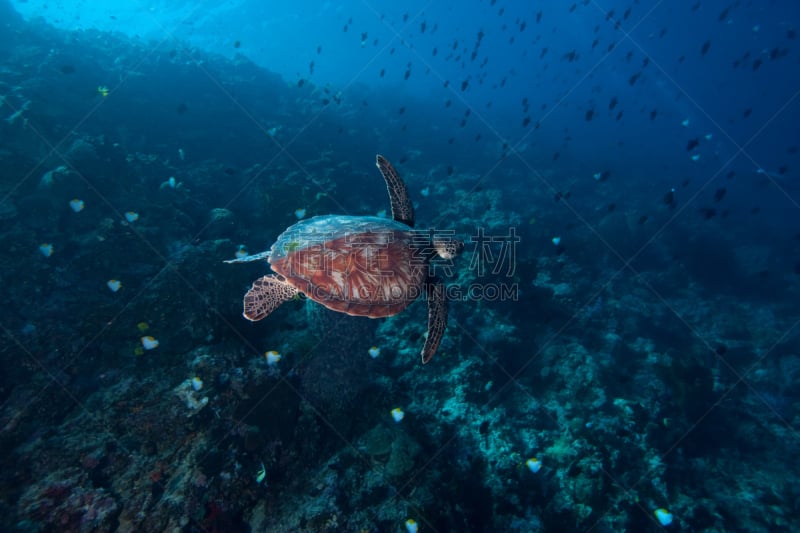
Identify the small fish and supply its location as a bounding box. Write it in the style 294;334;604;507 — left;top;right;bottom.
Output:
69;198;85;212
526;457;542;473
235;245;248;259
160;177;180;189
376;209;387;218
420;187;430;197
405;519;419;533
391;407;405;422
124;211;139;222
39;243;54;257
368;346;381;358
190;377;203;391
266;126;279;137
256;462;266;484
265;350;282;365
106;279;122;292
681;118;690;127
551;236;561;246
141;336;159;350
691;154;701;162
97;86;109;97
654;508;673;526
294;208;306;219
178;148;185;161
704;133;713;141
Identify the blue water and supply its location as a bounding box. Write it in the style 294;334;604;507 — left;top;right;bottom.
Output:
1;0;799;531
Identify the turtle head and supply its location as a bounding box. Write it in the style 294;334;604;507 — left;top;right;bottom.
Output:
433;238;464;260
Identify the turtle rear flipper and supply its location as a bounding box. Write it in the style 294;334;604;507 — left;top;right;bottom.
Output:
421;278;448;363
243;275;299;321
376;154;415;227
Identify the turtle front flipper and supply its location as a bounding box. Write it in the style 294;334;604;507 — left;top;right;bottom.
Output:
243;275;299;321
421;277;448;364
376;155;415;227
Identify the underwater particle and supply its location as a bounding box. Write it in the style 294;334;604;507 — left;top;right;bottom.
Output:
265;350;282;365
681;118;690;127
654;508;673;526
294;208;307;219
256;462;266;484
106;279;122;292
368;346;381;358
178;148;185;161
266;126;279;137
69;198;85;212
137;322;149;332
124;211;139;222
551;236;561;246
405;519;419;533
391;407;405;423
141;336;159;350
190;377;203;391
420;186;430;197
235;244;248;259
97;85;109;97
704;133;713;140
526;457;542;473
376;209;387;218
39;243;54;257
593;172;603;180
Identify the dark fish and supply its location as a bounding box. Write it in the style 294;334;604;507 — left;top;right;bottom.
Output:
650;109;657;120
663;189;675;206
399;107;405;115
421;21;427;33
713;188;726;202
379;68;385;77
701;40;711;55
404;70;411;80
638;215;648;225
743;108;752;118
233;40;241;48
629;72;640;85
699;207;717;220
609;97;618;110
297;79;305;87
687;138;699;151
537;11;542;22
586;109;594;121
461;80;469;91
616;111;623;121
608;203;616;212
753;59;762;71
553;152;560;161
522;116;531;127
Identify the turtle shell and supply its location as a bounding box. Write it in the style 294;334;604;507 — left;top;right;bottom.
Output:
269;215;427;317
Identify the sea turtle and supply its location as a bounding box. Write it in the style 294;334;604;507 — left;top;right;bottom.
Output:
227;155;463;363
